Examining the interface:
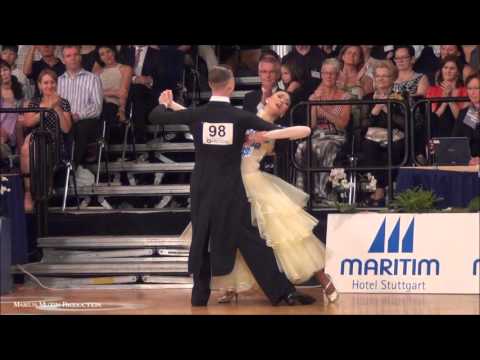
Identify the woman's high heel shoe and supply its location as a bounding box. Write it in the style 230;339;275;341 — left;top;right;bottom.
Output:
323;274;339;304
218;290;238;304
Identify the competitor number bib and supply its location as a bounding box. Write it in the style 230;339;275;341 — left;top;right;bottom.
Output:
202;122;233;145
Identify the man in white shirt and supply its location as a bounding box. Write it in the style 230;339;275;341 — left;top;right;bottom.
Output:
243;53;281;114
57;45;103;168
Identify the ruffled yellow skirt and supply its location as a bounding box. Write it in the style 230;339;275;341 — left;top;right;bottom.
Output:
210;171;326;292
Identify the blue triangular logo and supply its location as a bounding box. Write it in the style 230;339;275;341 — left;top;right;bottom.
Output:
368;218;386;253
401;218;415;253
387;219;401;253
369;217;415;253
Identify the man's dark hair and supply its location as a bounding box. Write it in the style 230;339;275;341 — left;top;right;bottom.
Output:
1;45;19;54
394;45;416;58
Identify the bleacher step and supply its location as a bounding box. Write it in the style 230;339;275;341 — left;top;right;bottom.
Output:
38;235;188;249
56;184;191;197
13;262;188;275
86;162;195;174
108;143;195;153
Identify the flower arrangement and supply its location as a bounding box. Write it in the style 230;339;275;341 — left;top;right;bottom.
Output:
0;176;10;196
328;168;351;201
328;168;377;203
361;172;377;193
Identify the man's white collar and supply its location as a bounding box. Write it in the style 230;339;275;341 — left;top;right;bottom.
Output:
209;96;230;103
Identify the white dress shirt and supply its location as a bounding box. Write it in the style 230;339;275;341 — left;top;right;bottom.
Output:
209;96;230;103
133;45;148;76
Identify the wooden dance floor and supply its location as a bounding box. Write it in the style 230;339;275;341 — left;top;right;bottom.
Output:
1;286;478;315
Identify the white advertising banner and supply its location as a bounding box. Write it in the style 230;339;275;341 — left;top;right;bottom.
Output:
325;213;480;294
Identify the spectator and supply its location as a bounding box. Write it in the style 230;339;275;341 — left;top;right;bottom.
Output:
370;45;395;60
236;45;264;77
80;45;100;72
392;45;430;97
318;45;341;59
118;45;183;144
0;60;25;161
94;45;133;144
463;45;479;72
438;45;473;81
295;58;351;205
243;54;281;115
198;45;219;71
337;45;374;130
280;57;304;93
57;45;103;171
21;69;72;211
337;45;373;98
282;45;327;96
426;55;469;137
279;57;310;127
0;45;33;100
359;45;382;81
23;45;65;98
452;73;480;165
360;60;406;206
413;45;441;85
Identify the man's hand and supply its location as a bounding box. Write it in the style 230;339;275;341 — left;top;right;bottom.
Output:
72;113;80;122
136;75;154;88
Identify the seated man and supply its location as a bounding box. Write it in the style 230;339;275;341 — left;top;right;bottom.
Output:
243;52;281;116
57;45;103;173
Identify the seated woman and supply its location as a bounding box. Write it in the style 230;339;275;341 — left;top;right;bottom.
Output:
426;55;469;138
163;89;339;303
392;45;430;97
94;45;133;144
438;45;474;83
337;45;374;99
452;73;480;165
0;60;25;162
295;58;351;205
360;60;407;206
336;45;374;129
20;69;72;211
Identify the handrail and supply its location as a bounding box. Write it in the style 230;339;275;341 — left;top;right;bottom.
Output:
410;96;469;166
0;107;60;237
288;98;410;208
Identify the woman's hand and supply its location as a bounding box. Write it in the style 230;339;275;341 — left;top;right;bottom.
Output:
44;95;60;109
159;90;174;108
440;81;454;97
286;81;301;93
468;156;480;166
117;109;127;123
0;127;8;144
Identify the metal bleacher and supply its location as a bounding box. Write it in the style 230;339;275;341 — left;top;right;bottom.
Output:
15;68;261;289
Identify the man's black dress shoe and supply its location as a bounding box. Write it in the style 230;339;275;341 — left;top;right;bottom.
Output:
274;291;316;306
191;286;211;307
